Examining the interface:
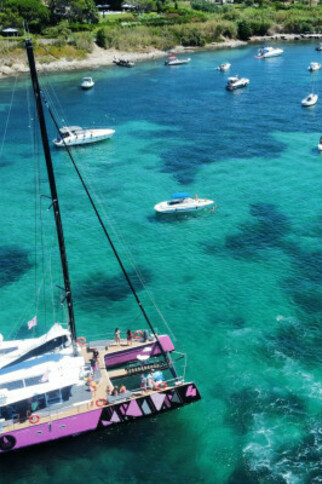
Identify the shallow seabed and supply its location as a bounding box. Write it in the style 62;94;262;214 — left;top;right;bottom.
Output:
0;42;322;483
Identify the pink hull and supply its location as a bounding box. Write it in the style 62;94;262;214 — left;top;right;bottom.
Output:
0;382;200;453
104;335;175;368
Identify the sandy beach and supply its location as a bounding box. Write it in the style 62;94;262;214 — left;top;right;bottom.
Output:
0;33;321;79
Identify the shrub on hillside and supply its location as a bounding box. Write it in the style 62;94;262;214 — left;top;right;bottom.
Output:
71;32;94;52
190;0;220;13
237;19;253;40
171;24;206;46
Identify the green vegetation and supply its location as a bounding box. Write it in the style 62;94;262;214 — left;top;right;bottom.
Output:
0;0;321;60
95;4;322;50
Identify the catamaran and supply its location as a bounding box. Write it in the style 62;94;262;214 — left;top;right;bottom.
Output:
0;39;201;454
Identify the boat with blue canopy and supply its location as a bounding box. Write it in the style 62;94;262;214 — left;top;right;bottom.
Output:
154;193;214;213
255;45;283;59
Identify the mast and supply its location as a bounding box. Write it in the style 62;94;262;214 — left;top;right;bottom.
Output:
25;39;76;342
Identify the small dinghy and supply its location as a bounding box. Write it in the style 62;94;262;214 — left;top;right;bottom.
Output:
318;136;322;152
80;77;95;89
165;56;191;66
216;62;231;72
301;93;318;107
308;62;321;72
226;75;250;91
113;57;135;67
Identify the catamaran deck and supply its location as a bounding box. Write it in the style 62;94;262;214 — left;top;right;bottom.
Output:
0;340;168;433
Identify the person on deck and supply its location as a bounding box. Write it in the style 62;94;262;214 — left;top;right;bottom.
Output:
140;374;147;391
114;328;121;345
111;386;119;396
126;329;133;346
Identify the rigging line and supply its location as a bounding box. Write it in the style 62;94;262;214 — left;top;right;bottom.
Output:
45;101;178;379
73;167;151;282
47;229;59;325
31;93;40;317
68;154;178;344
26;68;39;316
78;175;178;343
73;166;162;301
0;74;18;161
42;81;70;129
34;81;68;327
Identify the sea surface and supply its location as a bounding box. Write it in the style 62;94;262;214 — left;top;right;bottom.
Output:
0;41;322;483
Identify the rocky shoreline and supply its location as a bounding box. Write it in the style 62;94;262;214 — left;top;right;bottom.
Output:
0;33;321;80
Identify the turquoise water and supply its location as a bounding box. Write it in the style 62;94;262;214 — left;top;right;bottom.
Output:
0;41;322;482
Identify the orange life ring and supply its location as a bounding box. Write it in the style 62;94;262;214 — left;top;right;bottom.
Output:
134;330;143;340
96;398;107;407
157;381;167;390
77;336;86;346
29;414;40;424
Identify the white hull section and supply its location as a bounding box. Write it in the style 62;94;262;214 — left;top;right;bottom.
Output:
165;58;191;66
81;83;94;89
262;51;283;58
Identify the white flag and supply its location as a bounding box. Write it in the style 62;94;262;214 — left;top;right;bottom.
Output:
27;316;37;330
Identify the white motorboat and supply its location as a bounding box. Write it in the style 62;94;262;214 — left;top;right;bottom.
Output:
226;75;250;91
80;77;95;89
255;45;284;59
165;56;191;66
154;193;214;214
301;93;318;107
53;126;115;147
318;137;322;151
308;62;321;72
216;62;231;72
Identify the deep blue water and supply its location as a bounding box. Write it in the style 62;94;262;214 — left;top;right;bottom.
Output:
0;41;322;483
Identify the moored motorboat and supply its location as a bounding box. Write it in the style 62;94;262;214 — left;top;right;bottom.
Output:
216;62;231;72
301;93;318;107
226;75;250;91
53;126;115;147
154;193;214;214
113;57;135;67
165;56;191;66
308;62;321;72
255;45;284;59
80;76;95;89
318;136;322;151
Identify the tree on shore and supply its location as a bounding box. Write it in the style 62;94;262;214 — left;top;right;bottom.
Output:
48;0;99;24
0;0;50;33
